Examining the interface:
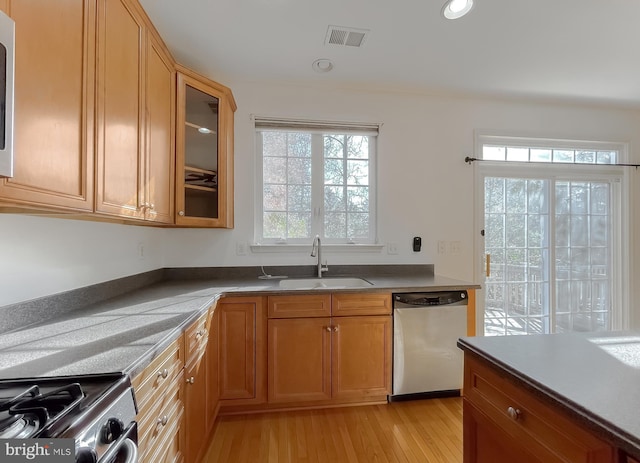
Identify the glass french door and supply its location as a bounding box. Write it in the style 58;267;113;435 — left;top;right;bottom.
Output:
483;176;614;336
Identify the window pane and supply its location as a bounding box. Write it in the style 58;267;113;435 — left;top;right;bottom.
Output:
347;186;369;212
287;157;311;184
287;213;311;238
288;185;311;212
263;184;286;211
596;151;616;164
553;150;574;163
506;147;528;162
263;157;286;183
324;159;344;184
324;186;345;212
289;133;311;157
485;177;505;213
483;146;505;160
575;151;595;163
348;213;369;238
347;136;369;159
263;212;286;238
324;134;345;158
325;212;346;238
262;132;287;157
530;149;551;162
347;160;369;185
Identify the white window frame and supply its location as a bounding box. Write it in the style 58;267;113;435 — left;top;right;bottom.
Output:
473;132;631;334
253;116;380;249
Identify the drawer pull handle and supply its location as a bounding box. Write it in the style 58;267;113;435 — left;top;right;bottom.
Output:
186;376;195;384
157;415;168;427
157;368;168;379
507;406;521;420
196;329;207;338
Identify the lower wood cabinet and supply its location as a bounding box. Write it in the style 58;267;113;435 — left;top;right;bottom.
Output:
132;336;185;463
267;293;392;407
463;353;615;463
218;296;267;407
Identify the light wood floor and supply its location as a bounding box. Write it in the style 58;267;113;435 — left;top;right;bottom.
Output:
202;398;463;463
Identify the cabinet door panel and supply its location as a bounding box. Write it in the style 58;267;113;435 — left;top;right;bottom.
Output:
206;309;219;429
268;317;331;403
145;36;174;224
218;298;266;402
96;0;144;218
0;0;95;210
184;355;207;463
331;315;391;399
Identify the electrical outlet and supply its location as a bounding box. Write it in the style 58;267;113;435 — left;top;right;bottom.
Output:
387;242;398;255
450;241;461;255
236;242;247;256
437;241;447;254
137;242;144;260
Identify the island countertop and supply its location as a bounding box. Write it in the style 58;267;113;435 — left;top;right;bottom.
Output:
458;332;640;460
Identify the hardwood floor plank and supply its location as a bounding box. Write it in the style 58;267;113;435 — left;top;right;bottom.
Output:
202;398;462;462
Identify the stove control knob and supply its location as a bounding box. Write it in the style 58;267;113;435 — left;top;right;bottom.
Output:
101;417;125;444
75;447;97;463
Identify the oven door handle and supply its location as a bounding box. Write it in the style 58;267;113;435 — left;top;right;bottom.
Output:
98;422;138;463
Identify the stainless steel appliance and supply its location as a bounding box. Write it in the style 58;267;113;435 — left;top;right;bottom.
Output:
0;9;14;178
0;373;138;462
392;291;468;400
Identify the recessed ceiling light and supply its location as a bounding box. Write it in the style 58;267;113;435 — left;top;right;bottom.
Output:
442;0;474;19
312;59;334;73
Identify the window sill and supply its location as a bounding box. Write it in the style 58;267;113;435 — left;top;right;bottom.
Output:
250;243;385;253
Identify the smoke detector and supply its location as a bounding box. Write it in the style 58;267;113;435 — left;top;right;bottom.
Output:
324;25;369;48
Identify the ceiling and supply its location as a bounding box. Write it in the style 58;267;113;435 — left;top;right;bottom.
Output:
139;0;640;107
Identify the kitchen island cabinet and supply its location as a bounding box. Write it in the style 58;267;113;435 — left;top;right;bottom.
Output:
458;332;640;463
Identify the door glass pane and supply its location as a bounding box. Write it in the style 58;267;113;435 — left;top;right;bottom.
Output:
484;177;551;336
554;181;611;332
184;85;219;219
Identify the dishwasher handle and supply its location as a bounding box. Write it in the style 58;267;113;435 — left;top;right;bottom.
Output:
393;291;468;307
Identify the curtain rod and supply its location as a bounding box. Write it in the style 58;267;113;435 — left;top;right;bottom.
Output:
464;156;640;168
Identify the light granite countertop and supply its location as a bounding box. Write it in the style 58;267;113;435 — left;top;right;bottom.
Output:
458;332;640;459
0;266;479;381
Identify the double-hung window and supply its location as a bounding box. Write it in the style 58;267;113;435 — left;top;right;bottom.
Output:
255;118;378;245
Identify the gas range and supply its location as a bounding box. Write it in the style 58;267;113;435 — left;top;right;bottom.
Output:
0;373;138;462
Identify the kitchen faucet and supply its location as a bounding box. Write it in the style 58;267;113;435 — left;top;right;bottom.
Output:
310;235;329;278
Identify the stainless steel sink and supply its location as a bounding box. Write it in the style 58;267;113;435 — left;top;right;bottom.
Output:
278;277;373;290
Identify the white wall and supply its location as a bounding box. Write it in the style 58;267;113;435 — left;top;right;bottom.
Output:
0;215;165;306
164;82;640;294
2;81;640;329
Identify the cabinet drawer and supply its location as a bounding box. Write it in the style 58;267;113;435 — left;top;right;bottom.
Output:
464;355;613;463
141;400;184;463
132;337;184;413
268;294;331;318
331;293;391;316
138;369;183;461
185;311;209;364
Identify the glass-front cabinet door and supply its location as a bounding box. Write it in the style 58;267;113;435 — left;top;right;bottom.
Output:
176;66;235;227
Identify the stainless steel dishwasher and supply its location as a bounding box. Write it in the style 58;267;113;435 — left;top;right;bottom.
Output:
392;290;468;400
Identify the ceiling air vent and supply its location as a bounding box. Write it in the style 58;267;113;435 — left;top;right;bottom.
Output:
325;25;369;48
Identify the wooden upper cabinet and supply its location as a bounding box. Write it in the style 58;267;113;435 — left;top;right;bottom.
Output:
0;0;96;211
175;66;236;228
95;0;175;223
144;34;175;224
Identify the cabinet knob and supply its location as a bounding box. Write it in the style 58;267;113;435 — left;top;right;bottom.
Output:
326;326;331;332
150;203;155;210
186;376;195;384
157;415;168;427
333;326;339;332
157;368;168;379
178;210;185;216
196;329;207;338
507;406;521;420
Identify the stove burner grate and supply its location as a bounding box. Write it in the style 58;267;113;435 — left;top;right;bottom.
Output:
0;383;84;438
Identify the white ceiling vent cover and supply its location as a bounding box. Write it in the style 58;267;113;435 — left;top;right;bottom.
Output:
325;26;369;48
